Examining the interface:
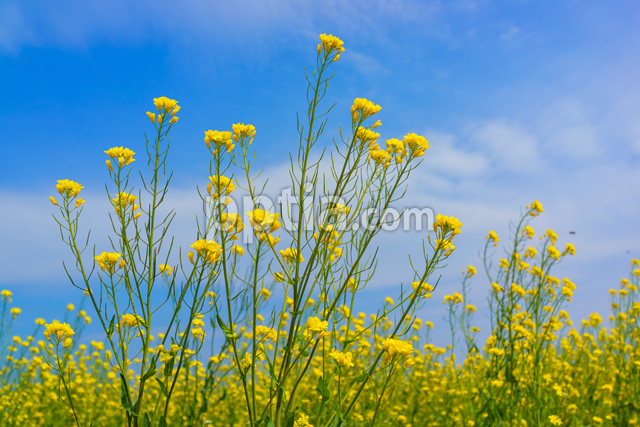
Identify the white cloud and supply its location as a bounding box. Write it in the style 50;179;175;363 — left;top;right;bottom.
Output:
0;0;444;54
423;131;489;178
468;119;542;172
537;99;601;160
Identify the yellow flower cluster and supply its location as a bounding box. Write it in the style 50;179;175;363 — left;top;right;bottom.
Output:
231;123;256;143
305;316;328;336
204;130;235;153
94;252;125;273
318;33;345;61
219;213;244;239
368;148;392;168
280;247;304;264
351;97;381;123
120;313;144;328
443;292;463;304
111;191;139;216
43;321;75;348
246;209;281;233
433;214;463;237
158;264;173;275
326;203;350;216
385;138;408;164
412;281;434;299
486;230;500;245
0;289;12;302
255;325;277;343
148;97;179;125
329;350;354;368
190;239;223;264
104;146;136;169
356;127;381;147
55;179;84;198
403;133;430;157
382;338;413;358
208;175;235;199
528;199;544;216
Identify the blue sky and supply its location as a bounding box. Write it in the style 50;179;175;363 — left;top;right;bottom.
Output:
1;0;640;344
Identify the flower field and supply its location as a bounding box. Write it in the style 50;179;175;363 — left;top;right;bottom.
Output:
1;34;639;427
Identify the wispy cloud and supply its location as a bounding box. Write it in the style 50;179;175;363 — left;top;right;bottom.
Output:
0;0;445;55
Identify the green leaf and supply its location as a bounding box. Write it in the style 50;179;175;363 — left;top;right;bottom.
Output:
119;373;138;417
264;416;276;427
143;413;151;427
141;359;157;381
284;411;295;427
316;376;330;402
156;378;168;397
159;415;168;427
216;314;230;334
266;357;280;386
354;373;368;383
164;356;175;377
107;315;116;337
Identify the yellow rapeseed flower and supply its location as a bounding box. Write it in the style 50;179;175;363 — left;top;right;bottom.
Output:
385;138;407;163
294;414;313;427
528;200;544;216
433;214;463;237
95;252;123;273
318;33;345;61
208;175;235;199
382;338;413;358
1;289;13;302
112;192;138;215
486;230;499;243
522;225;535;239
231;123;256;143
369;148;392;168
204;130;235;152
548;415;562;426
104;146;135;168
255;325;277;343
120;314;144;328
280;248;304;264
350;98;381;123
44;321;75;347
305;317;328;336
190;239;223;264
152;96;179;115
403;133;429;157
158;264;173;275
247;209;281;233
548;245;561;260
564;243;575;255
356;127;381;147
467;265;477;277
55;179;84;198
329;350;354;368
